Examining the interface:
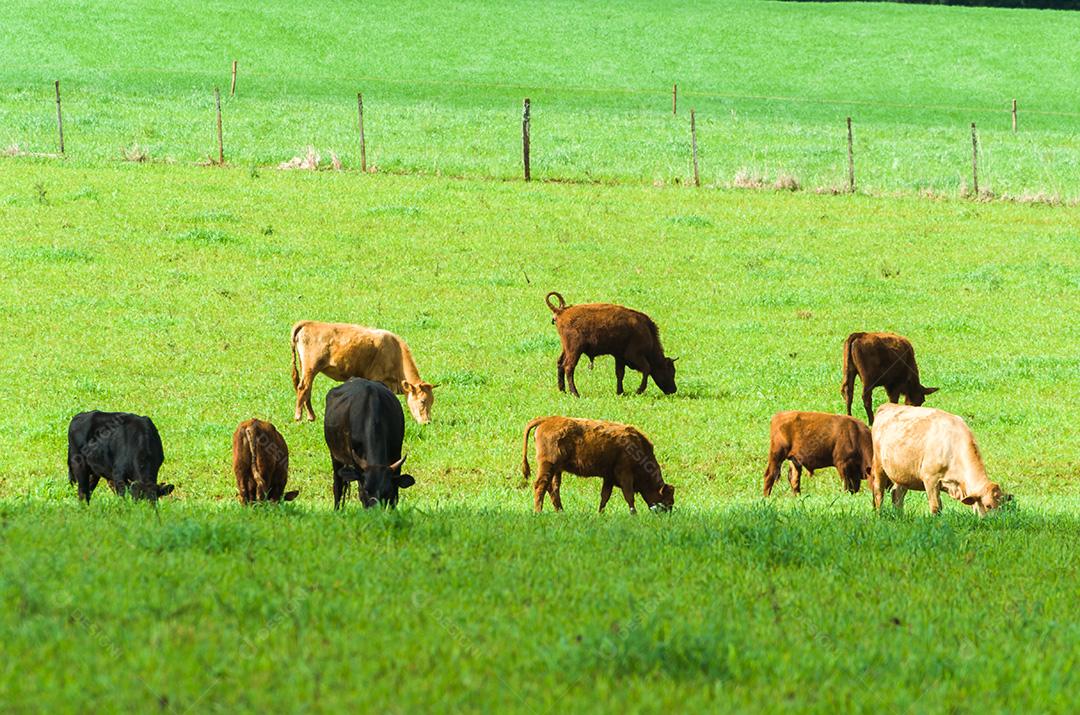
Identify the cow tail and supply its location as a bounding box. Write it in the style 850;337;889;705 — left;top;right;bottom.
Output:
841;333;861;403
290;322;304;391
545;292;567;316
245;425;267;496
521;418;545;482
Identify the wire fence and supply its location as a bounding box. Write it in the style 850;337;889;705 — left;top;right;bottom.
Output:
5;62;1080;201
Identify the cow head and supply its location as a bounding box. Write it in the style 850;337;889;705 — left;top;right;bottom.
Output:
645;483;675;512
652;357;678;395
128;481;175;501
358;455;416;507
402;381;436;424
962;482;1010;516
905;385;939;406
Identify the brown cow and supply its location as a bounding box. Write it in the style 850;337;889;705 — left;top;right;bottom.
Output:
521;416;675;513
870;404;1011;516
232;419;298;504
841;331;938;424
546;292;677;397
290;321;436;424
762;411;873;497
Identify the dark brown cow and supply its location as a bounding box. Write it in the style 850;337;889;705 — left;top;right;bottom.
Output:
546;292;677;397
232;419;298;504
841;332;938;424
762;411;873;497
521;416;675;513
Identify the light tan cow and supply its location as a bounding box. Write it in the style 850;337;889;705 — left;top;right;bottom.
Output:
870;404;1011;516
290;321;436;424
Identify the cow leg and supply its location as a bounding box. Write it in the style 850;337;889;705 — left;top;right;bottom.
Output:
788;461;803;496
635;357;652;395
862;385;876;425
564;352;583;398
614;359;626;395
762;447;785;497
332;461;346;510
619;480;637;514
870;455;887;511
926;483;942;515
891;485;908;512
295;368;319;422
885;386;901;404
70;458;92;503
533;461;556;512
548;471;564;512
842;371;857;417
599;477;614;512
557;351;566;392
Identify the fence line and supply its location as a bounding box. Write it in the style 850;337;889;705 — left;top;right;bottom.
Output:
5;62;1080;119
4;75;1079;202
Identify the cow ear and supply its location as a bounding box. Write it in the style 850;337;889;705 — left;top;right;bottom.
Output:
396;473;416;489
923;387;939;395
357;458;369;472
401;381;414;394
283;490;299;501
157;484;175;497
389;455;407;472
961;494;979;505
670;357;679;363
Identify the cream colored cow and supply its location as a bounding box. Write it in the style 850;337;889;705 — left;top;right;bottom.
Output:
290;321;436;424
870;404;1010;516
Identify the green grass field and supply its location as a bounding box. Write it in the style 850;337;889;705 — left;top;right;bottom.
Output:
4;1;1080;196
3;1;1080;712
1;161;1078;711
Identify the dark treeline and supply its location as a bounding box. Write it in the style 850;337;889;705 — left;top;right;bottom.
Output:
781;0;1080;9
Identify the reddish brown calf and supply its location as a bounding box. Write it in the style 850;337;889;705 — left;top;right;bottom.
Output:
232;419;298;504
521;416;675;513
546;292;677;397
841;332;938;424
763;411;873;496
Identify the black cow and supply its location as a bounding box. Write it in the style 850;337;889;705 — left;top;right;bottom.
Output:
324;378;416;509
67;411;174;503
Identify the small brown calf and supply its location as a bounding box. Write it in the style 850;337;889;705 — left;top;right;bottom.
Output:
841;332;938;424
521;416;675;513
763;411;873;496
546;292;677;397
232;419;298;504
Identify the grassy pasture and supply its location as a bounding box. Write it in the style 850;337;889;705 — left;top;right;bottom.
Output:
0;161;1078;711
3;1;1080;195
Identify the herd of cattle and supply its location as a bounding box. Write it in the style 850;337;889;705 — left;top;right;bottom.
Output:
65;292;1011;515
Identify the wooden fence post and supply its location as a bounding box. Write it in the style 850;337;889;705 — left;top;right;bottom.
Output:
691;108;700;187
970;122;979;197
522;98;531;182
846;117;855;193
215;87;224;165
54;80;65;155
357;92;367;172
672;83;677;115
230;60;238;97
1011;99;1017;132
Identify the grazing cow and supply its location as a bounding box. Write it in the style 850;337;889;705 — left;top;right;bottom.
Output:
324;378;416;509
67;411;174;503
841;331;938;424
546;292;677;397
521;416;675;514
291;321;436;424
232;419;298;504
870;404;1012;516
762;411;873;497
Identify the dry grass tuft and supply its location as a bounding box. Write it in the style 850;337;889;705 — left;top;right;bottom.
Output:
732;169;766;189
121;144;150;163
773;173;800;192
278;146;321;171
